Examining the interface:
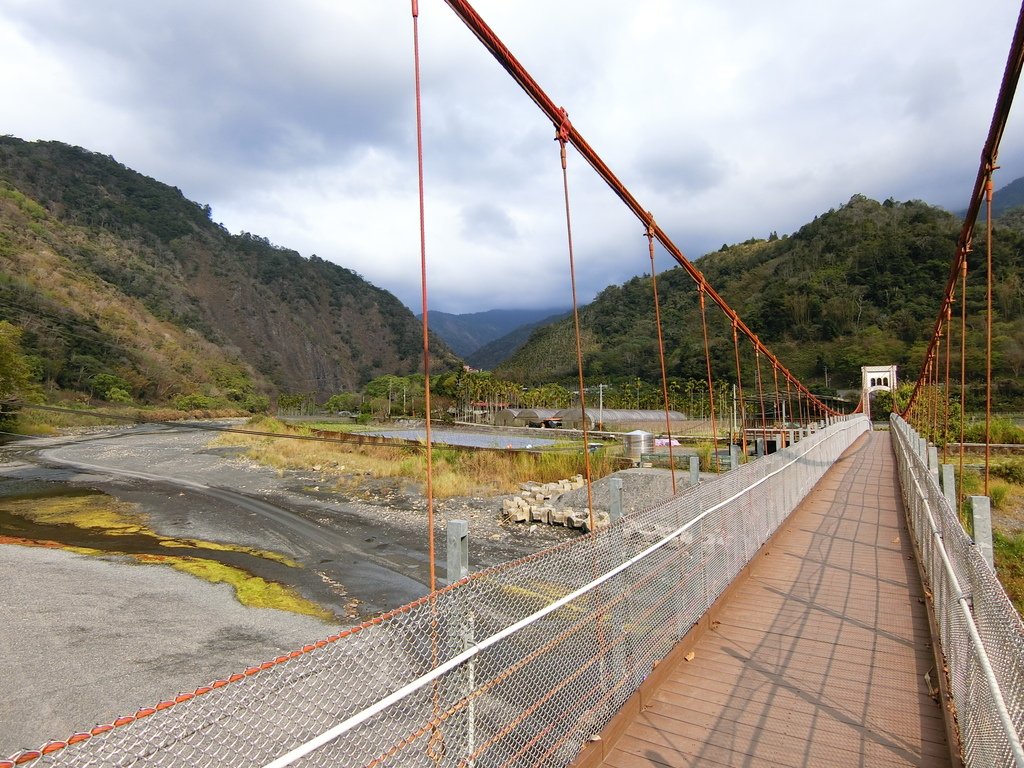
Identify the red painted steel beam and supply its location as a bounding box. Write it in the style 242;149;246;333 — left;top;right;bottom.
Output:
441;0;837;414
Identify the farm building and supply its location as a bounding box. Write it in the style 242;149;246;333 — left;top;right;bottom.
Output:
555;407;687;432
493;408;560;427
493;408;522;427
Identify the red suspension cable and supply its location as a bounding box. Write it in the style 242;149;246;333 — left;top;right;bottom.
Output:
985;173;995;494
901;3;1024;417
441;0;839;418
556;112;595;530
732;322;748;457
646;216;677;493
410;0;436;594
699;287;720;470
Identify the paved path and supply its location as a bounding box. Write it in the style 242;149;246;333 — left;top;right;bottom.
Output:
597;431;952;767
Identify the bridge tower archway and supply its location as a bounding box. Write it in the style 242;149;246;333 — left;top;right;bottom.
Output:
861;364;898;420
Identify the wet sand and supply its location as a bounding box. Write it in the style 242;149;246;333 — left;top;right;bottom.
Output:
0;544;335;756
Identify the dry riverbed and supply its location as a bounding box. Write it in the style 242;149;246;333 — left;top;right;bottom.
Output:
0;422;576;758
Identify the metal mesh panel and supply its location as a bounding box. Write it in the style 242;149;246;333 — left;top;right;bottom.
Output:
890;415;1024;767
9;417;868;768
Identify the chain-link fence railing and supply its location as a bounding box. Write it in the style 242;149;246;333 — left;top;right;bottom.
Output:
891;414;1024;767
6;416;868;768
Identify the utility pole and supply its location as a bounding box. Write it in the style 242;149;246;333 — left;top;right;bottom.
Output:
598;383;605;430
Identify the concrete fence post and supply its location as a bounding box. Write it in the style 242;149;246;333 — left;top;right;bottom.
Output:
969;496;994;568
689;455;700;486
941;464;957;511
446;519;474;760
447;520;469;584
756;438;765;458
927;446;939;484
609;477;624;525
730;444;740;470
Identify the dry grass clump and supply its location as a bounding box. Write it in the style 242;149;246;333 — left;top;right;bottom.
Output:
215;418;618;498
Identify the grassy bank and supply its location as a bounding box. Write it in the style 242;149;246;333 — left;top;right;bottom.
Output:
214;417;619;498
8;401;254;436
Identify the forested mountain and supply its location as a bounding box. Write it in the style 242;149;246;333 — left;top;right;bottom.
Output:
466;310;570;370
959;175;1024;218
423;307;567;358
0;137;459;406
498;194;1024;409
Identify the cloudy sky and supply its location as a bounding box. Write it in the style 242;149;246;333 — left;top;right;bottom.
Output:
1;1;1021;314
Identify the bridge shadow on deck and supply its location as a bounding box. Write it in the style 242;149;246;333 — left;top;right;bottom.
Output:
592;431;952;768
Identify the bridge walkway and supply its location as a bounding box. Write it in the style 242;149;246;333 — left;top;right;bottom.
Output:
584;430;953;768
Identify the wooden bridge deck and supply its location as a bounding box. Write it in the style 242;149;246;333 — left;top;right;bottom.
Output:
581;430;953;768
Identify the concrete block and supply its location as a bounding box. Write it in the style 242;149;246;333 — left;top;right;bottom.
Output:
531;506;551;524
508;506;530;523
549;507;567;526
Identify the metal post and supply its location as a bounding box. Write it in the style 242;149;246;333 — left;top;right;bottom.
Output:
447;520;469;584
969;496;994;568
941;464;957;511
689;455;700;486
609;477;624;524
731;383;737;445
446;519;474;763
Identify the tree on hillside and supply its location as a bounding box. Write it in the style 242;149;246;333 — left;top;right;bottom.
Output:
0;321;40;427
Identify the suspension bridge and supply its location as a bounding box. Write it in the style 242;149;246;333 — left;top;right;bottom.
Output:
4;1;1024;766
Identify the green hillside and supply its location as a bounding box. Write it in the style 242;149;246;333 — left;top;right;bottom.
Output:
0;137;459;408
498;195;1024;409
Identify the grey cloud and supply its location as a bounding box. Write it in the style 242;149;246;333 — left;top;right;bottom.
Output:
6;2;412;182
460;202;518;242
634;140;726;198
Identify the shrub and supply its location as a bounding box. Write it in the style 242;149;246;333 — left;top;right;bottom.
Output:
174;393;214;410
989;483;1010;510
991;460;1024;486
242;394;270;414
105;387;133;404
964;418;1024;445
694;442;714;472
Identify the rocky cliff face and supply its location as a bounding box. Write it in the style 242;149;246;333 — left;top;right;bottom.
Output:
0;136;459;401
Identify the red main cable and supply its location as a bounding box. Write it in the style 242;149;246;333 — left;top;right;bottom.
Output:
441;0;839;416
902;2;1024;417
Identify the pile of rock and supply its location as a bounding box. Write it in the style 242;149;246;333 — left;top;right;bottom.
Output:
501;476;610;532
